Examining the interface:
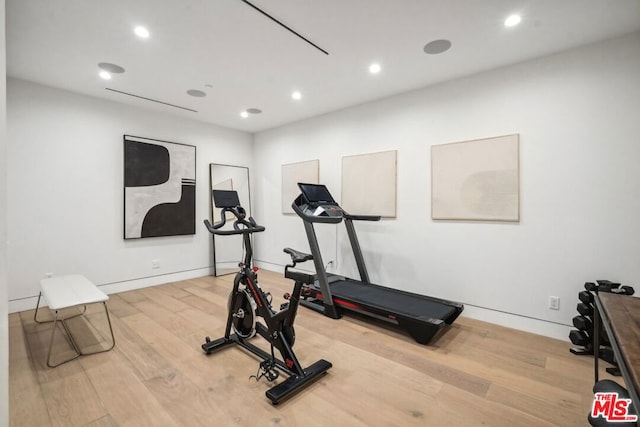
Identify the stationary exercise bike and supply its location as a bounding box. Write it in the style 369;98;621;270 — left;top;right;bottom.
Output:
202;189;332;405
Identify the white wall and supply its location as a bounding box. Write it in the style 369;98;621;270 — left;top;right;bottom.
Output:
252;32;640;340
1;0;10;424
7;79;253;310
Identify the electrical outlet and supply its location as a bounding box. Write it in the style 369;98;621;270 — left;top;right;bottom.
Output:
44;272;53;278
151;259;160;269
548;296;560;310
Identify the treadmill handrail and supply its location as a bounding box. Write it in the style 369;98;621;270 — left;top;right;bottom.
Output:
343;213;381;221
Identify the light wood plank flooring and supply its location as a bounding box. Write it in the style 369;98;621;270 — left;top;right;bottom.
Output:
9;270;613;426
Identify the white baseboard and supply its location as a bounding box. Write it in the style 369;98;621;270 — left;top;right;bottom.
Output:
256;260;571;342
460;305;571;342
8;267;214;313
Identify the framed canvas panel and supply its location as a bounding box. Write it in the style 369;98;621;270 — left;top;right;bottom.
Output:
124;135;196;239
341;150;397;217
431;134;519;221
282;159;319;214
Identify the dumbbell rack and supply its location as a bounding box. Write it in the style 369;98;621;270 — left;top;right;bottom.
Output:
569;280;635;376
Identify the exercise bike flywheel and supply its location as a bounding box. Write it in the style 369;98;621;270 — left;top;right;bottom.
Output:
228;289;257;338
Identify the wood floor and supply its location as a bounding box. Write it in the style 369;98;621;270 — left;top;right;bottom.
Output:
9;270;612;426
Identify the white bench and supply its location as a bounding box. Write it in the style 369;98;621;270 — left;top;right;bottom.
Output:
34;274;115;367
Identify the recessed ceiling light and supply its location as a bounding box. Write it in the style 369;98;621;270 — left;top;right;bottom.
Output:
240;108;262;118
369;63;381;74
292;91;302;100
423;39;452;55
504;14;521;27
186;89;206;97
134;26;150;38
98;62;125;74
99;71;112;80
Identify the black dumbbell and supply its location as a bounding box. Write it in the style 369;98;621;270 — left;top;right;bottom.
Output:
597;280;621;293
599;347;618;365
576;302;593;316
584;282;597;292
573;315;593;331
579;290;593;304
611;285;635;296
569;329;590;346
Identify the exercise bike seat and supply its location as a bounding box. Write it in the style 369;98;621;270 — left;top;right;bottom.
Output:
283;248;313;264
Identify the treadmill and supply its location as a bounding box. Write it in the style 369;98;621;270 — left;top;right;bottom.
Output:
292;183;464;345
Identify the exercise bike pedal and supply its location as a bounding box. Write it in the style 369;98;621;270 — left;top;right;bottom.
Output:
252;359;279;382
265;369;279;382
280;302;290;311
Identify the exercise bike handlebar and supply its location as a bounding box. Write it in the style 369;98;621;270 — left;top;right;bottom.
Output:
203;206;265;236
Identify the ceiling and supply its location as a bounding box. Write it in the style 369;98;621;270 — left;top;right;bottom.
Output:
7;0;640;133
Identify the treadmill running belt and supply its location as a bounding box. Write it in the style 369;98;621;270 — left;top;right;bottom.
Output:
329;279;457;320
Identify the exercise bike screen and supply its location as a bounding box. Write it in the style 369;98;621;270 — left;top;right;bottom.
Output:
298;183;336;204
213;190;240;208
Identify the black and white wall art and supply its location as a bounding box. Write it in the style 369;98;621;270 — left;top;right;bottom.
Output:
124;135;196;239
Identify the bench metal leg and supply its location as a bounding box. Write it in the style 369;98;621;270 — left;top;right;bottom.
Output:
35;293;115;367
46;310;81;368
73;301;116;356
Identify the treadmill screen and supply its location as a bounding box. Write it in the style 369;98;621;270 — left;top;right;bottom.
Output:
298;183;336;204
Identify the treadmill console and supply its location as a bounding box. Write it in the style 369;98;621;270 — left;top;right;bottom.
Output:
293;183;345;223
306;203;343;218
